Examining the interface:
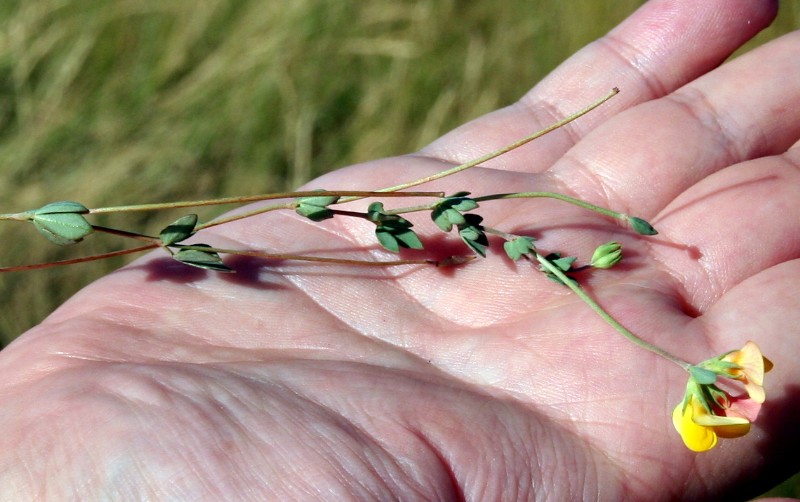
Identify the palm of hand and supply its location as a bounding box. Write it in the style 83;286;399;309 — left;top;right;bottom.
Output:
2;2;799;499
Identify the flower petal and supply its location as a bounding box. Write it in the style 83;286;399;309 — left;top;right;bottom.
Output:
744;381;765;403
673;402;718;452
722;341;771;402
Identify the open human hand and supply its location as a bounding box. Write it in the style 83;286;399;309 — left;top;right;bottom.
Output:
2;0;799;499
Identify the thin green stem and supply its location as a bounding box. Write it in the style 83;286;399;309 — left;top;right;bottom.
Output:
196;202;295;230
329;209;370;219
88;190;444;215
381;202;438;216
337;87;619;200
482;226;517;241
473;192;625;220
91;225;160;244
0;212;29;222
534;250;691;370
195;191;444;230
171;244;452;267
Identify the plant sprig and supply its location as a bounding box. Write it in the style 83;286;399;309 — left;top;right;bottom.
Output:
1;88;629;272
0;88;669;360
0;86;776;453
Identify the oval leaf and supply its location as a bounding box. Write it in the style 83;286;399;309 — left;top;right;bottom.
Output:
160;214;199;246
173;245;234;272
295;192;340;222
32;212;93;245
33;201;90;215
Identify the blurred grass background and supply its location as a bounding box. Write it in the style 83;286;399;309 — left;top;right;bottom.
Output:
0;1;797;495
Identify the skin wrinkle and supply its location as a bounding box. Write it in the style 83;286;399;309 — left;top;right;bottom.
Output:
591;33;668;100
667;87;743;168
406;428;465;501
550;152;632;218
264;363;467;498
516;96;584;154
780;147;800;174
634;226;699;315
154;364;427;498
114;368;257;496
656;157;800;313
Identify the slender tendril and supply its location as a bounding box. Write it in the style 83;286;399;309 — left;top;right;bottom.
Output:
473;192;625;219
170;244;459;267
338;87;620;202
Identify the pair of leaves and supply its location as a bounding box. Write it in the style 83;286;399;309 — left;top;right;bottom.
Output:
172;244;233;272
431;194;478;232
30;201;93;245
159;214;198;246
368;202;423;253
430;195;488;257
503;236;536;261
457;214;488;257
295;192;340;222
540;252;577;285
160;214;233;272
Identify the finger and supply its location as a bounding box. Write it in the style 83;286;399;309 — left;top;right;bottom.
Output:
550;30;800;218
651;147;800;312
421;0;777;171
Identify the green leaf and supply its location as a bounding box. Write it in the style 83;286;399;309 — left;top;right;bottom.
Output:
33;201;90;215
552;255;576;271
539;253;577;285
629;216;658;236
31;202;93;245
689;366;718;385
503;236;536;261
375;222;423;252
173;244;234;272
391;227;423;250
366;201;387;222
295;191;340;222
449;198;478;212
431;195;479;232
457;214;488;257
159;214;198;246
375;227;400;252
366;202;423;252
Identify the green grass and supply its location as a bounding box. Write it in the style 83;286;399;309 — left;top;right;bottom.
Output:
0;1;798;494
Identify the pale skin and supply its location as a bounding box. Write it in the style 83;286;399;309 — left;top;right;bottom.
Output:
2;0;799;499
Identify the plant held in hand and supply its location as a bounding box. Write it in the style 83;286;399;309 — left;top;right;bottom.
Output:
0;88;771;452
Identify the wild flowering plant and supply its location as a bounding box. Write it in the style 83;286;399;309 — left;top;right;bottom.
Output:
0;88;771;452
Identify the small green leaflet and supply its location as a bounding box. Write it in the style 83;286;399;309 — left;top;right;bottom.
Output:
375;223;423;252
364;202;423;252
173;244;233;272
431;194;479;232
295;192;340;222
503;236;536;261
689;366;718;385
455;213;487;257
540;252;577;285
159;214;198;246
31;201;93;245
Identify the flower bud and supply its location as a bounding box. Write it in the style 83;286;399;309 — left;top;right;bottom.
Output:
590;241;622;269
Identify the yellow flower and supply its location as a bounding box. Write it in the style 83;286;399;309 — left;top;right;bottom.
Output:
720;341;773;403
672;395;751;452
673;342;773;451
